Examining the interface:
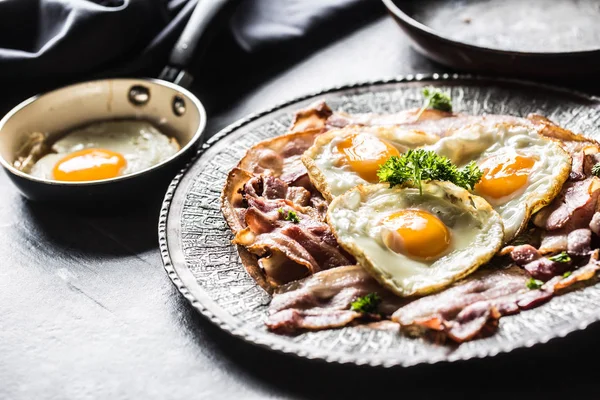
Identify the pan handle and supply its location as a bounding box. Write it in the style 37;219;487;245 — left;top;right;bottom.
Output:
159;0;241;88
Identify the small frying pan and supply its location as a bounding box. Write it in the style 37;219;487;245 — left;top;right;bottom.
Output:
383;0;600;78
0;0;240;208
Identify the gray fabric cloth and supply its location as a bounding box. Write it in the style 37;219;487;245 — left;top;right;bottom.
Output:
0;0;379;82
230;0;370;52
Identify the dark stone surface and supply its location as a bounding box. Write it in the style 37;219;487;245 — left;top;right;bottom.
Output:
2;15;600;399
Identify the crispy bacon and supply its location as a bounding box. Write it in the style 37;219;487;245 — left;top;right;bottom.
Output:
524;257;570;281
528;114;599;150
393;249;600;343
237;130;320;180
538;231;568;254
590;212;600;236
568;228;592;256
533;178;600;232
289;101;332;133
244;175;312;207
570;150;588;181
392;266;534;342
550;249;600;290
521;250;600;308
266;265;404;333
502;244;541;265
505;231;588;281
267;309;362;332
234;195;354;285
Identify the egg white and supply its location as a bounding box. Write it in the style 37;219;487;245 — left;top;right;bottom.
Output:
30;120;179;180
426;123;571;242
327;182;504;297
302;126;439;201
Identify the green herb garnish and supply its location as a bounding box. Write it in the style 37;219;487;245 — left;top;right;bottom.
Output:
415;87;453;120
278;208;300;223
526;278;544;290
350;293;382;314
592;162;600;177
563;271;572;279
548;251;571;263
377;149;483;195
422;87;452;112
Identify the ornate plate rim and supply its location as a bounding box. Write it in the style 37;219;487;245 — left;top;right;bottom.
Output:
158;73;600;368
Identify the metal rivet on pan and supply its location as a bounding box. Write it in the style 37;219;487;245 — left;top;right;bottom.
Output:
173;96;186;116
128;85;150;106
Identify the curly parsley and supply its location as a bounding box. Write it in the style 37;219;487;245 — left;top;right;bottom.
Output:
422;87;452;112
350;293;381;314
414;87;453;121
548;251;571;263
592;162;600;177
377;149;483;195
526;278;544;290
278;208;300;223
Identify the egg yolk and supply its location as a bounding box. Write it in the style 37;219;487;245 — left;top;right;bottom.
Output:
52;148;127;182
475;154;535;199
336;133;400;182
382;209;451;259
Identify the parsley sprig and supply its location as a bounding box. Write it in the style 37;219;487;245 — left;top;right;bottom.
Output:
415;87;453;120
422;87;452;112
377;149;483;195
350;293;381;314
278;208;300;223
548;251;571;263
592;162;600;177
526;278;544;290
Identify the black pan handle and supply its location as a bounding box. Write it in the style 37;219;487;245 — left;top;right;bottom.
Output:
159;0;241;87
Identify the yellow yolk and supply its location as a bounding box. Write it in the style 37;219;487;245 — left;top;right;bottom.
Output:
475;155;535;199
52;148;127;182
336;133;400;182
382;209;451;259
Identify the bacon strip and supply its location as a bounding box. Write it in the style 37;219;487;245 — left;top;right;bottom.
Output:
524;257;571;281
266;265;405;333
233;189;354;286
502;244;541;265
237;130;321;184
289;101;332;133
533;177;600;232
392;266;533;342
393;250;600;343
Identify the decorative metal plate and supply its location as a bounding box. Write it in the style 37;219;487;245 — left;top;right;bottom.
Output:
159;74;600;367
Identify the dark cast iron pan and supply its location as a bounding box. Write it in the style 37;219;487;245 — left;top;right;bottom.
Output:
382;0;600;78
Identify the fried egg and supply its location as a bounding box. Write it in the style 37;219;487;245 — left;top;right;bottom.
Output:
426;123;571;242
327;182;503;296
30;120;179;182
302;126;439;201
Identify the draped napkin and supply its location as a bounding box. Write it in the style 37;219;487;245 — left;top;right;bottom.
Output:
0;0;382;83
